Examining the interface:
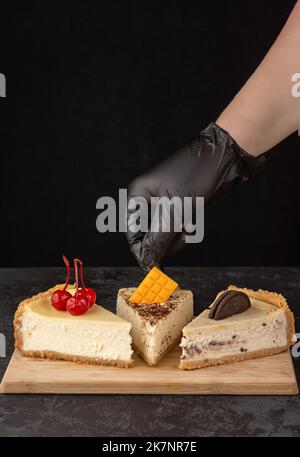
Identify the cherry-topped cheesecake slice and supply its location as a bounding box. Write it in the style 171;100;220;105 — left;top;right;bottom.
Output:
14;284;133;367
14;257;133;368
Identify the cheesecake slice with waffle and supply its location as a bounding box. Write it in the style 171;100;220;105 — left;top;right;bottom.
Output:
117;268;193;365
117;288;193;366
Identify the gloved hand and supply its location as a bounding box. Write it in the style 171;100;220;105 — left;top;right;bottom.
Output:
126;122;265;272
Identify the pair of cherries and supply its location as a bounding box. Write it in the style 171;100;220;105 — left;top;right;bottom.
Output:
51;256;96;315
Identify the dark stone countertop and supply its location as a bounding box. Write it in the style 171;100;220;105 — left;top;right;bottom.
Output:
0;267;299;437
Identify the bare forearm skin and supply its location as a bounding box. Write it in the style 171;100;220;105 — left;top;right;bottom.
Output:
217;1;300;156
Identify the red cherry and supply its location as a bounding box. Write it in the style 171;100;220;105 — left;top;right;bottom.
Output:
51;255;72;310
65;258;90;316
78;287;96;308
85;287;96;306
76;289;91;306
66;294;89;316
75;258;96;309
51;289;71;311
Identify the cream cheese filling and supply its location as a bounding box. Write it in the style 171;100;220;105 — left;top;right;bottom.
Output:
180;308;288;361
119;299;193;362
20;292;133;362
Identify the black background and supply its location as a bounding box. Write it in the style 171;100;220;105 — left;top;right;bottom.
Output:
0;0;299;267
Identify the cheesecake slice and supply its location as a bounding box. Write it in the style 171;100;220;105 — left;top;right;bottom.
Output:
117;288;193;366
14;284;133;368
179;285;296;370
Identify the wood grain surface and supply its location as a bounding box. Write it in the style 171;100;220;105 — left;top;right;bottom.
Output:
0;348;298;395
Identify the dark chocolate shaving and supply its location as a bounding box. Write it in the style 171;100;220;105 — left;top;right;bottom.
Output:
120;289;180;325
209;290;251;320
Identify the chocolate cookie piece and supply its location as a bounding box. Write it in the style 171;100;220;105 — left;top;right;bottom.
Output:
209;290;251;320
208;290;232;319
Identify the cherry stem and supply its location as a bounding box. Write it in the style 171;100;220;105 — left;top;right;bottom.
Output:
63;255;70;291
74;258;86;291
74;259;79;293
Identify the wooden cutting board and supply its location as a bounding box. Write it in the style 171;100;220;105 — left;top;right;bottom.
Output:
0;348;298;395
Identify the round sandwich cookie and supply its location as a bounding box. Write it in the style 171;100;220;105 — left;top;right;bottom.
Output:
209;290;251;320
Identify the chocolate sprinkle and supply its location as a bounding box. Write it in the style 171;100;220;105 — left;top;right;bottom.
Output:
120;290;180;325
209;290;251;320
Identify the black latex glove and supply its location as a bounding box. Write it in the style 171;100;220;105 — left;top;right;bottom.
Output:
126;122;265;272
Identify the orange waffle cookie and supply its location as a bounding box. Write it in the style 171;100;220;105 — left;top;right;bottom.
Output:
129;267;178;304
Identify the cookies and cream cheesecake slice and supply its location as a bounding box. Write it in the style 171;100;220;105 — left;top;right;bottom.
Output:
179;285;295;370
117;288;193;366
14;284;133;368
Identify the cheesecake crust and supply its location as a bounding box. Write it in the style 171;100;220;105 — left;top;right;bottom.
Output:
18;348;133;368
179;345;289;370
14;284;133;368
